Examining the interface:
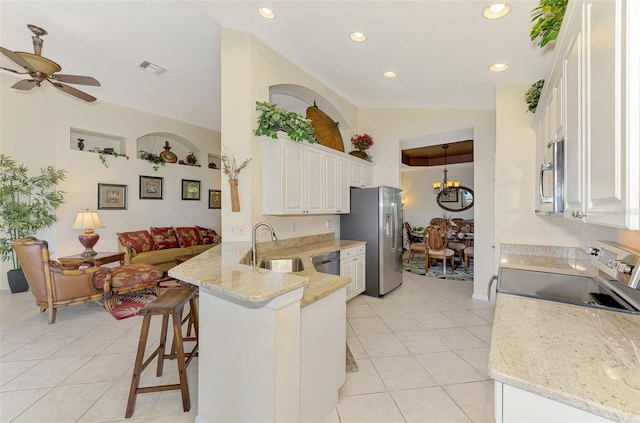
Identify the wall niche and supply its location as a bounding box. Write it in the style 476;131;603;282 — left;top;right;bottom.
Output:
137;132;200;166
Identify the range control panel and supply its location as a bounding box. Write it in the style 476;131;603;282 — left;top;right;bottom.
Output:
586;241;640;289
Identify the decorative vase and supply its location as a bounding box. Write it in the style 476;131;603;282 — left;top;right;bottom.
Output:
8;269;28;293
229;179;240;212
349;149;369;160
77;138;85;151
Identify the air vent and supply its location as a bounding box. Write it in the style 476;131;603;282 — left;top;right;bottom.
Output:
137;60;166;75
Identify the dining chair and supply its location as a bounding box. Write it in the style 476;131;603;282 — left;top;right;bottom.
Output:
424;225;455;274
404;222;426;263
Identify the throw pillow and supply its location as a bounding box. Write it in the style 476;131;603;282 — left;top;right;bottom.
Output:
196;225;221;244
117;230;154;254
150;227;180;250
174;226;201;247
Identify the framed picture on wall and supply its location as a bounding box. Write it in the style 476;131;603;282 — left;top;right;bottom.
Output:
139;175;163;200
98;183;127;210
441;188;458;203
209;189;221;209
182;179;201;200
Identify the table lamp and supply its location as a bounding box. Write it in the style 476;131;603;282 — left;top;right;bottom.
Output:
72;209;105;256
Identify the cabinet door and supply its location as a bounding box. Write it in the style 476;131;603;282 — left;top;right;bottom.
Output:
553;74;564;140
354;253;366;296
340;258;354;300
349;160;363;187
338;158;351;213
283;141;305;214
323;153;338;213
564;2;586;218
304;148;324;213
362;164;374;187
584;0;626;226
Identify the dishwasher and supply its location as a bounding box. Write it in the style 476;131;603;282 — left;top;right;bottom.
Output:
312;251;340;275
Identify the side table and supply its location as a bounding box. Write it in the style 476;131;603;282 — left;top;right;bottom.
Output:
58;252;125;270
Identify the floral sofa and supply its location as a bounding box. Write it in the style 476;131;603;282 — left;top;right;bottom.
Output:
117;226;221;272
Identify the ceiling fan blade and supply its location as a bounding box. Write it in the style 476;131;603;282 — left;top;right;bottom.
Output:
12;79;38;90
0;47;35;72
49;80;96;102
0;66;28;75
50;74;101;86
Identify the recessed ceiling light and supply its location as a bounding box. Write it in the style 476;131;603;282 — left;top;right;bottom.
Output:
258;7;276;19
350;31;367;42
489;63;509;72
383;71;397;78
483;3;510;19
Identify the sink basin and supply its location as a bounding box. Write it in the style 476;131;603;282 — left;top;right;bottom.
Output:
259;257;304;273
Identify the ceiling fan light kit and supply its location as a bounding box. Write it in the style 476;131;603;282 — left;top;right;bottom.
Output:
0;24;101;102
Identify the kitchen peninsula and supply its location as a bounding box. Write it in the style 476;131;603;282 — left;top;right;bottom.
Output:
168;235;366;422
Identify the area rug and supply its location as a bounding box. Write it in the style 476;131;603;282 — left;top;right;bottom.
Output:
403;258;474;281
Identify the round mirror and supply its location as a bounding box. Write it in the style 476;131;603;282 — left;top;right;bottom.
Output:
436;186;474;212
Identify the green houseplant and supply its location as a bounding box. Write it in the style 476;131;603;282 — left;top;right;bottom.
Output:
0;154;66;292
530;0;568;48
254;101;316;143
525;79;545;113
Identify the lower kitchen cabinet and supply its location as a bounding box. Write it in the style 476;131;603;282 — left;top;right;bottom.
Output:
341;245;366;301
495;382;615;423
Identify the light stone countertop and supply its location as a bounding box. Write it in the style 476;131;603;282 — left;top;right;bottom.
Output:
168;239;365;307
499;253;598;277
489;294;640;422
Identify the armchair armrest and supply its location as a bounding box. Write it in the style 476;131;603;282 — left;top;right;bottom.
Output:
50;265;109;299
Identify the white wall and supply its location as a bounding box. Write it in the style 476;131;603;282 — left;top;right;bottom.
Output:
0;74;221;290
358;108;495;300
495;83;639;254
219;28;359;243
402;163;474;226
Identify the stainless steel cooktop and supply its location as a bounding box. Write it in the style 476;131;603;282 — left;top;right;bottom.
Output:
498;241;640;314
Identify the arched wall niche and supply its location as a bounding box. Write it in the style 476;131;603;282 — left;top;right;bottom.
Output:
269;84;351;142
137;132;201;164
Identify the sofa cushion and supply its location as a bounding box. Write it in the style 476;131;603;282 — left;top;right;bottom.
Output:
150;227;180;250
174;226;201;247
117;230;154;254
196;226;221;244
130;248;192;266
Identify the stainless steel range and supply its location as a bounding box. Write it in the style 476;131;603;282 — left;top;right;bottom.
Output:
498;241;640;314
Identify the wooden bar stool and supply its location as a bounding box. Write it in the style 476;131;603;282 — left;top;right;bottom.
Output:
125;286;199;418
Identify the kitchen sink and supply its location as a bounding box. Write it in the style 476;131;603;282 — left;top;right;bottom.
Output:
258;257;304;273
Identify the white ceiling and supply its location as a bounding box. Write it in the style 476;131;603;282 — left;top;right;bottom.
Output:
0;1;553;131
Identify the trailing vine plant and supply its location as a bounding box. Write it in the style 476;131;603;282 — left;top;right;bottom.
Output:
87;148;130;168
530;0;568;48
139;151;166;171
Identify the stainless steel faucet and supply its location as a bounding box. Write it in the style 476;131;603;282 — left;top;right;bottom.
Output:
251;222;277;266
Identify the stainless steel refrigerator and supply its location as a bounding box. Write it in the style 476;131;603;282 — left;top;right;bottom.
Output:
341;186;403;297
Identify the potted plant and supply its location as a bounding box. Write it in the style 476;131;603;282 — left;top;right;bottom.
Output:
254;101;316;143
0;154;67;293
525;79;545;113
530;0;568;48
349;133;374;160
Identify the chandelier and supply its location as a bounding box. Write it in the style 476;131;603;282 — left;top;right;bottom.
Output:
432;145;460;194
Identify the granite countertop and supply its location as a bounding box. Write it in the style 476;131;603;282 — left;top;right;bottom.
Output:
489;293;640;422
168;239;365;307
500;253;597;277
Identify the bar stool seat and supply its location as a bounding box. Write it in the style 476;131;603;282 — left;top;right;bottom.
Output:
125;286;199;418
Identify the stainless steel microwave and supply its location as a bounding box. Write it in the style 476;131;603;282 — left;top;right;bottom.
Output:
536;139;564;216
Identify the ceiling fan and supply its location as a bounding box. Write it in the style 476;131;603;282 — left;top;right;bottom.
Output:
0;24;100;102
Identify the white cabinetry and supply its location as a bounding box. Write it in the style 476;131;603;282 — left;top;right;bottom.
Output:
262;136;371;215
495;382;615;423
349;160;374;188
340;244;366;301
534;0;639;229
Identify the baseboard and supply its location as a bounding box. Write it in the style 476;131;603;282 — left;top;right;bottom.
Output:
472;293;492;303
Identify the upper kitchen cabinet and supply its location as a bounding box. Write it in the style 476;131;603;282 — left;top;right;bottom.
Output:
536;0;639;229
261;136;359;215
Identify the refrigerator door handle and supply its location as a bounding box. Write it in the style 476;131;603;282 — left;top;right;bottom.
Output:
391;203;397;253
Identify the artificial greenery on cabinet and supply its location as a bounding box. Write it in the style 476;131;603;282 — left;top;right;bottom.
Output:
530;0;568;48
254;101;316;143
525;79;545;113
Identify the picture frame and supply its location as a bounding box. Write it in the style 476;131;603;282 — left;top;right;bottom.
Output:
182;179;201;201
139;175;163;200
209;189;221;209
97;183;127;210
440;188;459;203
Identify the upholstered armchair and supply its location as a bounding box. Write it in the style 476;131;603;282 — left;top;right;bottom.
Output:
12;237;163;322
11;237;108;324
423;225;456;272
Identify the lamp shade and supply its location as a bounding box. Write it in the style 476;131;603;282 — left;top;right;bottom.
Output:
72;209;105;230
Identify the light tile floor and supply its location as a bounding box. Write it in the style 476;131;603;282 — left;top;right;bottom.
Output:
0;271;495;422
